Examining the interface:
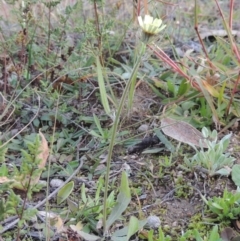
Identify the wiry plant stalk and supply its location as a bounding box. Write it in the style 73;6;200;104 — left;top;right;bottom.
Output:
102;45;145;235
148;44;201;91
93;0;103;64
45;4;52;81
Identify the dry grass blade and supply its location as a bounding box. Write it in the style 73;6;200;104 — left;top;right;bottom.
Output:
161;117;207;148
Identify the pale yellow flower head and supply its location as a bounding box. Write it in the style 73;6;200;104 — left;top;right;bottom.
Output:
138;15;166;35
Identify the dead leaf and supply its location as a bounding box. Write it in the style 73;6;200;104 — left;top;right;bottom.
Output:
37;130;49;169
70;223;100;241
220;227;235;241
70;222;84;232
0;176;11;183
161;117;207;148
202;80;219;98
233;219;240;232
0;176;24;190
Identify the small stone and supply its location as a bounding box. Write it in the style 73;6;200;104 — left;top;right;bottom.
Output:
130;155;137;159
122;162;132;176
172;221;178;227
50;179;64;188
177;171;183;178
147;215;161;229
138;124;149;132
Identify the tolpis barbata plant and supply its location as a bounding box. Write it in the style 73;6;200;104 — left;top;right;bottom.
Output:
138;15;166;35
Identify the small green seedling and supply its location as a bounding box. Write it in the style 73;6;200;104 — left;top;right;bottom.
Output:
187;127;235;176
179;225;222;241
205;189;240;224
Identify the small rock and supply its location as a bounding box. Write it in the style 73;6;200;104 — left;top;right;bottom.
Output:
172;221;178;227
147;215;161;229
122;162;132;176
177;171;183;178
138;124;149;132
50;179;64;188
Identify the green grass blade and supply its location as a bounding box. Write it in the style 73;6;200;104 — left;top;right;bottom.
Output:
96;56;111;115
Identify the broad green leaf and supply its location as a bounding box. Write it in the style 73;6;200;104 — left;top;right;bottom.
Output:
56;138;67;151
107;191;115;207
215;168;231;176
201;127;209;138
76;230;100;241
96;56;110;115
84;56;95;67
147;229;154;241
221;133;232;152
147;82;168;99
152;78;168;89
177;79;189;96
67;199;78;212
232;164;240;186
218;78;226;103
159;227;168;240
194;77;220;125
93;114;104;137
142;148;164;154
209;225;221;241
126;216;140;240
181;101;196;111
106;171;131;230
193;229;203;241
111;219;147;241
127;68;137;112
0;164;8;176
57;181;74;204
0;143;7;162
211;202;223;210
167;79;175;95
154;129;175;152
89;130;102;138
33;118;40;127
81;183;87;204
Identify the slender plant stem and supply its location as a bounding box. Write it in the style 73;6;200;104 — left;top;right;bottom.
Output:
45;5;52;81
102;44;145;234
93;0;103;65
